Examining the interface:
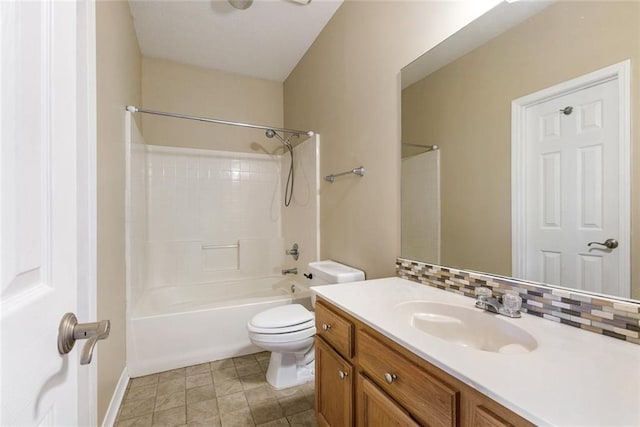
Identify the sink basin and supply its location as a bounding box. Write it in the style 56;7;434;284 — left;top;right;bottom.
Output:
394;301;538;354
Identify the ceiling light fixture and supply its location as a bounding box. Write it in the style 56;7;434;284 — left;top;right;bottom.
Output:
228;0;253;10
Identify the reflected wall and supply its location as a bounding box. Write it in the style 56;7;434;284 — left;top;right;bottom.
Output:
402;2;640;299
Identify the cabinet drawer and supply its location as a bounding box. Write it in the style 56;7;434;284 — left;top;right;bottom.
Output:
316;301;354;358
358;331;458;427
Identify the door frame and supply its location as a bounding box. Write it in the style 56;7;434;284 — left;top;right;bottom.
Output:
75;0;98;424
511;60;630;295
75;0;100;425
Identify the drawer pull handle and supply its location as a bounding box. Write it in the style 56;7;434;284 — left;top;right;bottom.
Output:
338;370;348;380
322;323;331;331
384;372;397;384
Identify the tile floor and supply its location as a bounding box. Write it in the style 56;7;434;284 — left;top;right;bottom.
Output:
115;351;318;427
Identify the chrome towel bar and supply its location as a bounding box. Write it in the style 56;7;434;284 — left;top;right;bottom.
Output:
324;166;365;183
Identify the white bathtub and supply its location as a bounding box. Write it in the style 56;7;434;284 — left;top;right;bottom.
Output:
127;276;312;377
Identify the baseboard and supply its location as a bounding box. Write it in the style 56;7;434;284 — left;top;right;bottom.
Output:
101;367;129;427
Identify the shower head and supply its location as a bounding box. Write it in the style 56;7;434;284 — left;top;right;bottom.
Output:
265;129;292;147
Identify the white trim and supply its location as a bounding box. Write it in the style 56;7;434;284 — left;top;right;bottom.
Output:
435;150;441;264
314;134;321;261
511;60;631;297
76;0;98;425
124;109;133;366
101;368;130;427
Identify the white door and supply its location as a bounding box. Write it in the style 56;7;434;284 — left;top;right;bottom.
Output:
1;1;97;426
512;62;630;297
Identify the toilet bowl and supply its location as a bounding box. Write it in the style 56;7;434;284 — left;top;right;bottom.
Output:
247;260;364;389
248;304;316;389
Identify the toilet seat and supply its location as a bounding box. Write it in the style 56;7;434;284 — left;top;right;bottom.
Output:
247;318;315;334
249;304;313;329
248;304;315;335
249;326;316;344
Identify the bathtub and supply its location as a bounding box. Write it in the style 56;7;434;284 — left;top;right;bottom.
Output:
127;276;312;377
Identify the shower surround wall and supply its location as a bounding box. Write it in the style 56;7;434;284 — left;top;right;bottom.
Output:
145;145;285;286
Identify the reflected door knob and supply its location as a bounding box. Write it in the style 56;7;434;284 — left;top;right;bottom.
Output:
587;238;619;249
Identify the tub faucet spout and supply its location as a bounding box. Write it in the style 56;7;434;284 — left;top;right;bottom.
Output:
282;268;298;275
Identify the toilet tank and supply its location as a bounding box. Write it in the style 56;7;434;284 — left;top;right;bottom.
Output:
308;260;365;285
307;260;365;307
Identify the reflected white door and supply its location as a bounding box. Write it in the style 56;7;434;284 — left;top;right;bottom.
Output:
512;62;630;297
1;1;95;425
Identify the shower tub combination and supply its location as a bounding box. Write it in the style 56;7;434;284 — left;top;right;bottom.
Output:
124;108;320;378
127;276;311;377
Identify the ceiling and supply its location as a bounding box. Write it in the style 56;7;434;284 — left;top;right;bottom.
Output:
128;0;343;82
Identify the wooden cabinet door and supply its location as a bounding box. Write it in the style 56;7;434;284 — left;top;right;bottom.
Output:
316;337;354;426
357;374;419;427
471;406;514;427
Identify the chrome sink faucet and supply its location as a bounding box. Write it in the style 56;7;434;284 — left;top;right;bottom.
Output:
475;287;522;318
282;268;298;275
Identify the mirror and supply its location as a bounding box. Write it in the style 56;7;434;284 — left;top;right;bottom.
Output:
401;1;640;301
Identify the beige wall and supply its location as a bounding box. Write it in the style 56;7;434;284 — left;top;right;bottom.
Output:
284;0;500;278
402;2;640;298
94;1;614;418
96;0;141;422
141;57;283;152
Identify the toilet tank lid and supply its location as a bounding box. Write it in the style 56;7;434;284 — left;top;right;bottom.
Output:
249;304;314;329
308;260;365;283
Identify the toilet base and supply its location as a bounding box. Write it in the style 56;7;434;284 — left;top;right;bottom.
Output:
265;349;315;390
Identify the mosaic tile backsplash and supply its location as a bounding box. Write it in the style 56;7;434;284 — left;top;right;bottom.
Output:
396;258;640;345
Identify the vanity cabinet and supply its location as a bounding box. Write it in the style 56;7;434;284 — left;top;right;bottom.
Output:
315;298;534;427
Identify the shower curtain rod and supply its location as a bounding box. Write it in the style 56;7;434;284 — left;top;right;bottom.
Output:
126;106;314;137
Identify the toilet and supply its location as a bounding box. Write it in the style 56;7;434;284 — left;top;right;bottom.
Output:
247;260;364;389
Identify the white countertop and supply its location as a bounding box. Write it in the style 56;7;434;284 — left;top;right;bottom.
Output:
312;277;640;426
